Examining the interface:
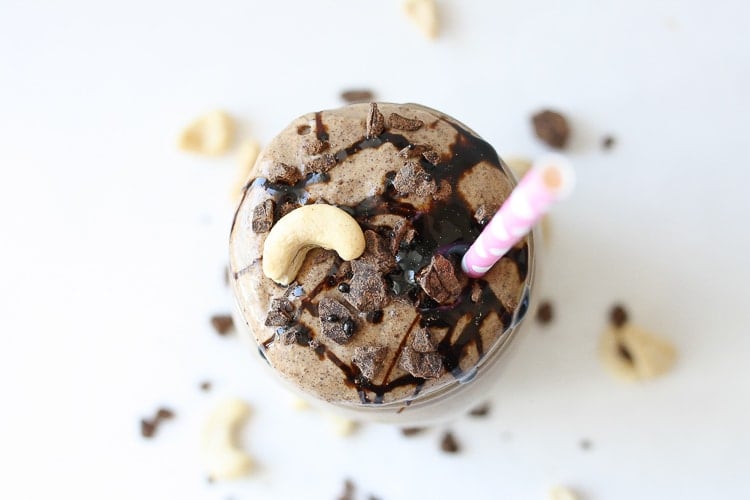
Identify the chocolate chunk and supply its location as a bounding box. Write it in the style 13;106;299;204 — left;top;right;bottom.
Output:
610;304;628;328
412;327;437;353
276;324;304;345
440;431;461;453
602;135;616;150
366;103;385;138
536;301;554;324
301;138;329;155
468;402;490;417
140;419;156;438
388;112;424;131
277;200;300;219
337;479;355;500
340;89;375;104
359;230;396;272
267;162;302;185
391;218;416;254
432;179;452;201
400;427;427;437
397;143;433;159
392;161;436;197
199;381;212;392
417;254;467;304
470;282;483;303
318;297;356;344
210;314;234;335
532;109;570;149
400;346;443;379
303;153;336;174
473;204;497;225
352;345;388;379
265;298;295;326
422;149;440;165
347;262;390;312
251;199;275;233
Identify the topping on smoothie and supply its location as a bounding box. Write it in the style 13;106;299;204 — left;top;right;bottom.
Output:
422;149;440;165
265;298;295;327
267;162;302;185
397;143;433;159
400;327;443;378
358;230;396;273
417;254;467;304
366;103;385;138
347;261;390;312
301;137;329;155
303;153;337;174
411;327;438;353
388;112;424;131
532;109;570;149
251;199;275;233
392;161;436;197
352;345;388;379
473;204;497;225
391;218;416;254
318;297;357;344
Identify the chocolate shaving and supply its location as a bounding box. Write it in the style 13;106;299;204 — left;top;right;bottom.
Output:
397;143;433;159
318;297;356;344
340;89;375;104
417;254;467;305
265;298;295;326
400;346;443;379
610;304;628;328
251;199;275;233
303;153;336;174
412;327;437;353
267;162;302;185
532;109;570;149
422;149;440;165
388;112;424;131
210;314;234;335
392;161;436;197
301;138;329;155
366;103;385;138
352;345;388;379
346;261;390;312
440;431;461;453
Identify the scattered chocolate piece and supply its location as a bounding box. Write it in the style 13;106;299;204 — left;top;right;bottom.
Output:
610;304;628;328
267;162;302;185
353;345;388;379
468;402;491;417
340;89;375;104
366;103;385;138
392;161;436;197
388;112;424;131
400;427;427;437
140;407;176;439
337;479;355;500
422;149;440;165
301;137;329;155
411;327;437;353
400;346;443;379
602;135;616;150
210;314;234;335
432;179;452;201
303;153;337;174
276;324;305;345
140;419;156;438
536;301;554;324
580;439;593;450
440;431;461;453
391;218;416;254
265;298;295;327
397;143;433;159
532;109;570;149
346;262;390;312
156;408;175;420
200;381;212;392
318;297;356;344
470;282;483;302
417;254;467;304
251;199;275;233
359;230;396;272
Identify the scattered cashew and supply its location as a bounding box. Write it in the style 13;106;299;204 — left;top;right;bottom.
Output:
548;486;579;500
262;205;366;285
403;0;439;40
201;398;254;481
599;323;677;381
325;413;360;437
505;156;533;179
178;110;234;155
231;139;261;202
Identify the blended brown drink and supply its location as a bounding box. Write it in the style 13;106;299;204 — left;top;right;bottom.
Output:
229;103;534;424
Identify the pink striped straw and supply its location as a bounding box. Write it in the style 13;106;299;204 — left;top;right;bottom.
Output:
461;154;575;278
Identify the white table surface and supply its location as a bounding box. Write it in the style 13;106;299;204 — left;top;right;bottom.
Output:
1;1;749;498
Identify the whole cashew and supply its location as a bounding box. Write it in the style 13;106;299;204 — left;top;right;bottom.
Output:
262;205;366;285
201;398;254;480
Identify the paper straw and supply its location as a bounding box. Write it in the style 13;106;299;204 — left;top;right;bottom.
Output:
461;154;575;278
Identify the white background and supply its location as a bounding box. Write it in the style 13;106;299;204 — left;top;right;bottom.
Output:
1;1;749;499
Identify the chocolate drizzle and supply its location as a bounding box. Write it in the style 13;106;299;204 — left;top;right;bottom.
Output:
248;107;530;405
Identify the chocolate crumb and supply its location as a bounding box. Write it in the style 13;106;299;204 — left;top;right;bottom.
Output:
440;431;461;453
400;346;444;379
267;162;302;185
265;298;295;327
532;109;570;149
388;112;424;131
210;314;234;335
318;297;356;344
536;301;554;324
337;479;355;500
366;103;385;138
417;254;467;305
140;419;156;438
301;138;329;155
422;149;440;165
353;345;388;379
400;427;427;437
200;381;212;392
580;439;593;450
340;89;375;104
412;327;437;353
610;304;629;328
297;124;311;135
392;161;436;197
602;135;616;150
468;402;491;417
470;282;482;302
397;143;433;159
391;218;415;254
347;262;390;312
303;153;337;174
616;342;634;364
251;199;275;233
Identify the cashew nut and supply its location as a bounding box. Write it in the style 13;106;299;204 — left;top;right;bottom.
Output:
201;398;254;480
262;205;366;285
548;486;579;500
178;110;234;155
599;324;677;381
403;0;440;40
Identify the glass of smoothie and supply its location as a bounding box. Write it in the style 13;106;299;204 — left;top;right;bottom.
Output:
229;103;535;425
